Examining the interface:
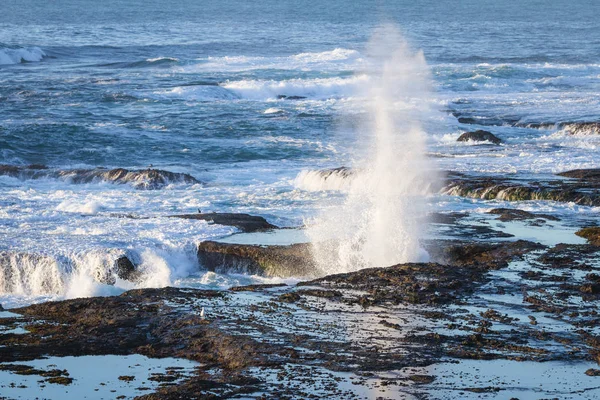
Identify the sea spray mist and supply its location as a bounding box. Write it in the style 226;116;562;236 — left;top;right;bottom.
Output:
307;24;441;273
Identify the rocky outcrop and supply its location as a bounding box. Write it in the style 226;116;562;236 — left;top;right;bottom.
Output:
575;227;600;246
197;241;317;277
487;208;559;222
442;174;600;206
457;130;501;144
429;240;544;270
557;169;600;180
172;213;278;232
0;165;201;189
559;122;600;136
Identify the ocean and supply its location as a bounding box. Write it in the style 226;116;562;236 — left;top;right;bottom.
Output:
2;0;600;307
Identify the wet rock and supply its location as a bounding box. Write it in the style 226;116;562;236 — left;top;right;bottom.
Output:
408;375;435;384
278;292;301;303
0;165;201;189
558;169;600;180
559;122;600;136
576;227;600;246
197;241;317;277
230;283;288;292
429;240;544;270
442;174;600;206
457;130;501;144
114;256;138;281
172;213;278;232
0;304;3;311
277;95;307;100
300;262;480;305
580;283;600;295
429;212;469;225
488;208;559;222
585;368;600;376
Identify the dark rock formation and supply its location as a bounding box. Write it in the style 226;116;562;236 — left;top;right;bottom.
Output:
0;165;200;189
557;169;600;180
442;173;600;206
576;227;600;246
114;256;139;281
197;241;317;277
559;122;600;136
172;213;278;232
2;237;599;398
276;95;307;100
457;130;501;144
488;208;560;222
429;240;544;270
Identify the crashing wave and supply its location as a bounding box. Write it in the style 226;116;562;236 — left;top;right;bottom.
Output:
181;48;363;73
0;46;46;65
0;165;201;189
294;167;355;191
221;75;369;101
556;122;600;136
0;249;138;296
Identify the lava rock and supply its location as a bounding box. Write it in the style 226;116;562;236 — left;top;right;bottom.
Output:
197;241;317;277
457;130;502;144
172;213;278;233
557;169;600;180
114;256;138;281
575;227;600;246
488;208;559;222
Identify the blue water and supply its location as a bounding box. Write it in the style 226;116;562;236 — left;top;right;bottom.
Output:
1;0;600;305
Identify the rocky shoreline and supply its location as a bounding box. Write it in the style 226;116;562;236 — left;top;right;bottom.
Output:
2;169;600;398
2;225;600;398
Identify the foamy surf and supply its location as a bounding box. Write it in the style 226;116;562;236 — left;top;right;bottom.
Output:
0;46;46;65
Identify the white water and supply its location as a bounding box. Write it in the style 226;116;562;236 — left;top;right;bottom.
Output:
307;25;440;273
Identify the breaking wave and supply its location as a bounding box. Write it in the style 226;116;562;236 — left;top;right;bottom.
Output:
181;48;363;73
0;46;46;65
0;246;199;300
221;75;369;101
294;167;355;191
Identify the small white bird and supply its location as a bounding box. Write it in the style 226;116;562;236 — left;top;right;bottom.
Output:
200;307;205;319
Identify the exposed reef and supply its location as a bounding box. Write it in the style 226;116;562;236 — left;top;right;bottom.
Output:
171;213;278;233
0;165;200;189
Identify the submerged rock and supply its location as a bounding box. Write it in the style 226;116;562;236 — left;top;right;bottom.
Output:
197;241;317;277
171;213;278;232
0;165;201;189
457;130;501;144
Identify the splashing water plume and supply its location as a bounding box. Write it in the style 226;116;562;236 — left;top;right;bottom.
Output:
307;25;440;274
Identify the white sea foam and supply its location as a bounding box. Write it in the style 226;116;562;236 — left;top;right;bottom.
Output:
56;199;103;215
306;25;441;273
180;48;363;73
0;47;46;65
264;107;283;114
294;168;354;192
222;75;369;101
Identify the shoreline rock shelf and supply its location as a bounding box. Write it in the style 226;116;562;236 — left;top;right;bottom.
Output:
2;236;600;398
171;213;278;233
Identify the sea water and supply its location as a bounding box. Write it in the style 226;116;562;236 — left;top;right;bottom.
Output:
1;0;600;306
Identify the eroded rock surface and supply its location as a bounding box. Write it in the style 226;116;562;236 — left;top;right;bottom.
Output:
0;165;200;189
197;241;317;277
172;213;278;232
457;130;502;144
